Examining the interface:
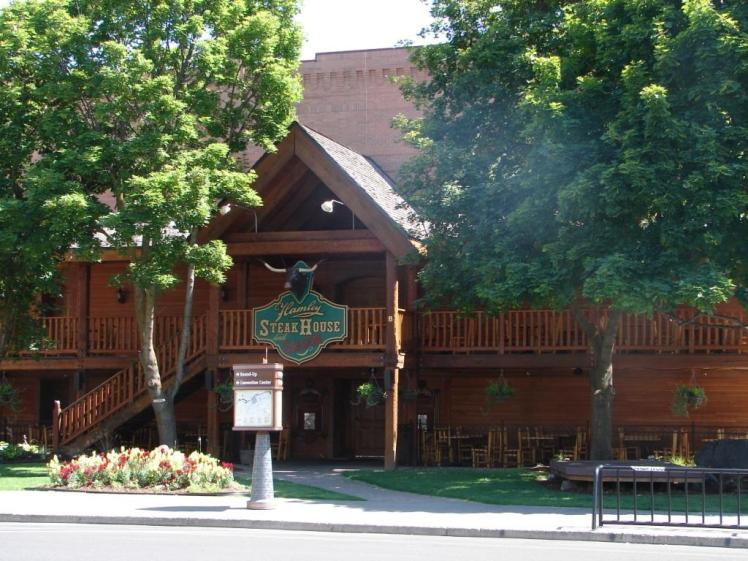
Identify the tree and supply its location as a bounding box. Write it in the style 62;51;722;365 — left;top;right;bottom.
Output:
0;0;101;359
1;0;302;445
398;0;748;459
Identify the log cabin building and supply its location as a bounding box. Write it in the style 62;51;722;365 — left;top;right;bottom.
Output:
4;48;748;466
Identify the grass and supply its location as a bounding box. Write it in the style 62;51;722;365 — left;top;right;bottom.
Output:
345;467;748;514
234;475;363;501
0;462;49;491
0;462;362;501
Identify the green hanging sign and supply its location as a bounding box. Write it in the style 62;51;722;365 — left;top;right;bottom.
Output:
253;261;348;364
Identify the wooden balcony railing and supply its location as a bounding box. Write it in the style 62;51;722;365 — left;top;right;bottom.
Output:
88;316;185;354
22;307;748;361
218;307;394;351
39;316;79;355
332;308;386;349
419;310;748;354
56;315;207;446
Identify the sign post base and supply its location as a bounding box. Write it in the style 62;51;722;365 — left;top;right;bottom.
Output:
247;432;275;510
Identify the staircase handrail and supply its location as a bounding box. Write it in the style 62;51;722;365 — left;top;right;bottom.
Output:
56;314;207;446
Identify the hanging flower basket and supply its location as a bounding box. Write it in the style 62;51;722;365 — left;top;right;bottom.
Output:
671;384;707;417
213;382;234;411
356;382;385;407
484;377;514;410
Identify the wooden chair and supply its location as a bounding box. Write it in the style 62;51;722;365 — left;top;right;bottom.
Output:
678;428;691;459
488;427;503;467
434;426;452;466
535;426;556;464
574;426;588;460
519;427;537;466
472;428;501;468
653;430;678;459
457;438;475;466
419;429;435;466
471;446;490;468
502;427;522;467
272;428;290;461
617;427;641;460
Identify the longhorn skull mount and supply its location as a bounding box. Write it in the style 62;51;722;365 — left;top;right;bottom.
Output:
259;259;323;301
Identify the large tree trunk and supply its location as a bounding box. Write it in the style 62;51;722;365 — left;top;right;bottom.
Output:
574;307;622;461
135;284;177;447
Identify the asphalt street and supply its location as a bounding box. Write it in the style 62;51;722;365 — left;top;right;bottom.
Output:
1;523;745;561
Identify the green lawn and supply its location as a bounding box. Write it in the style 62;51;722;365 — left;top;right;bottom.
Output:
345;467;748;514
0;463;49;491
0;462;362;501
234;475;362;501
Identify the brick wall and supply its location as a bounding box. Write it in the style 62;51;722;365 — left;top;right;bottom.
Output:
236;47;426;179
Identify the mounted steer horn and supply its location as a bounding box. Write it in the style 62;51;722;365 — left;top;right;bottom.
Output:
259;260;287;274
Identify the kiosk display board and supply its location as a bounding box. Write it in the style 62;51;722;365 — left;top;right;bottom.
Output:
232;363;283;431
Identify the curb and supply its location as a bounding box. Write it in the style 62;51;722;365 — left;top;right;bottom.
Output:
1;513;747;548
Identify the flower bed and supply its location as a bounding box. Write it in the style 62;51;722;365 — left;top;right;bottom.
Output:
48;446;234;492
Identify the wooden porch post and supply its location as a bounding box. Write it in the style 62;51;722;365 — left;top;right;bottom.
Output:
207;374;220;457
385;252;400;470
238;260;249;309
51;400;61;451
206;285;221;457
76;263;90;357
207;284;220;367
402;266;419;464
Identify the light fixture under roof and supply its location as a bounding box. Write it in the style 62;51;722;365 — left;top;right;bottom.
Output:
320;199;343;213
320;199;355;230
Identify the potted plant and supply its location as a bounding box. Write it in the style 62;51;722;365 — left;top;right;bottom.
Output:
356;382;385;407
671;384;707;417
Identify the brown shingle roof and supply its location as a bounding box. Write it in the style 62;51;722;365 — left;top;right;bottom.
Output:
298;124;426;240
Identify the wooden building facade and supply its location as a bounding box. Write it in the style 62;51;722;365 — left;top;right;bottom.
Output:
4;49;748;466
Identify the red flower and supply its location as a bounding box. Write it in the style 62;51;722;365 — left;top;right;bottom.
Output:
220;462;234;471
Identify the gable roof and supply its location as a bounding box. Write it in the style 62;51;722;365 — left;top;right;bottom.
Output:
206;122;423;259
298;124;423;240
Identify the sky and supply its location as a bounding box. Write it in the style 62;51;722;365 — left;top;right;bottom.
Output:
297;0;435;59
0;0;436;59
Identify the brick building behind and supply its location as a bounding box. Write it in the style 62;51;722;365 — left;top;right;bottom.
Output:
237;47;425;179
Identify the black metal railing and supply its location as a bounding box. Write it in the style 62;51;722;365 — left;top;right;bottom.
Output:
592;464;748;530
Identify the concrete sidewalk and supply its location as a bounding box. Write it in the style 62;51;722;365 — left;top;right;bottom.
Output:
1;463;747;549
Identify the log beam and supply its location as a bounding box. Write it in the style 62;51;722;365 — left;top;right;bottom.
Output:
384;252;400;470
227;232;384;256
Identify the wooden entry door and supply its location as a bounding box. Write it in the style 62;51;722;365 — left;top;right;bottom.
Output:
351;398;384;458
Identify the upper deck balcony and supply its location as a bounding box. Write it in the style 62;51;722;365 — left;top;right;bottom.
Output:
16;307;748;361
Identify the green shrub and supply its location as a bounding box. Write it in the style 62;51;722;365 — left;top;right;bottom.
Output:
0;440;47;463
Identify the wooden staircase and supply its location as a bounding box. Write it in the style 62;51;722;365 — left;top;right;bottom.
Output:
53;315;208;455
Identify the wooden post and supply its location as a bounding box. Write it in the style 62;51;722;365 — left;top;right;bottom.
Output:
207;378;220;457
238;260;249;310
385;252;400;470
76;263;90;357
51;400;61;451
207;284;221;369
